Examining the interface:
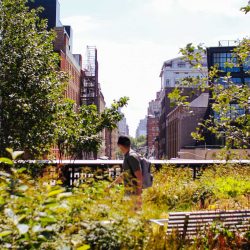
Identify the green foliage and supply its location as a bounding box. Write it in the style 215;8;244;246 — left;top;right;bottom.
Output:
143;165;250;217
0;151;250;249
241;4;250;14
0;152;148;249
0;0;129;159
193;222;250;249
167;88;191;107
130;136;147;154
0;0;66;157
56;97;129;159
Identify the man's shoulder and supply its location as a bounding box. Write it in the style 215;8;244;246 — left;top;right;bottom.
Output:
127;149;136;156
127;150;140;160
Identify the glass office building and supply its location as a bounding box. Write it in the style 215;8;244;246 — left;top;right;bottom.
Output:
207;46;250;86
205;44;249;146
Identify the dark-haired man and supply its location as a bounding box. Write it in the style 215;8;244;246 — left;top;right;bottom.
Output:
108;136;142;209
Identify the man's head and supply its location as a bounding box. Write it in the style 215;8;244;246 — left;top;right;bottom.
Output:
117;136;131;154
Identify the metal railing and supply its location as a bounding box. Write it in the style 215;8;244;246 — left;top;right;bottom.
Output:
16;159;250;186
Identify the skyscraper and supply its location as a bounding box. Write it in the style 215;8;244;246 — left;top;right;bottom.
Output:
136;118;147;138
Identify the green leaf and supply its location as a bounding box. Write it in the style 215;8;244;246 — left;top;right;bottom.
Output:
16;167;27;173
0;157;13;165
0;196;5;205
18;215;27;223
40;217;57;225
5;148;13;155
77;245;90;250
47;189;65;197
0;231;12;237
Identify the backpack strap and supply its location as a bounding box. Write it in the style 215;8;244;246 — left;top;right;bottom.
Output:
126;158;137;178
125;153;141;178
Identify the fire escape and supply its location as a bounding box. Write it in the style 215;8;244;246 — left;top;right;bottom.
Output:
81;46;99;110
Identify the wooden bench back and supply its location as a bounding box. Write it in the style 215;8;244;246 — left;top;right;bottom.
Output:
167;210;250;238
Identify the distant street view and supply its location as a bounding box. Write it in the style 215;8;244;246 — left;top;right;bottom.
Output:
0;0;249;249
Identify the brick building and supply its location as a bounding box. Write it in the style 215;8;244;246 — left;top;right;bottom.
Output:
27;0;127;159
28;0;85;158
99;91;106;158
159;87;202;158
147;92;161;158
167;93;209;159
28;1;82;107
158;54;208;158
105;129;119;159
54;26;82;107
147;115;160;158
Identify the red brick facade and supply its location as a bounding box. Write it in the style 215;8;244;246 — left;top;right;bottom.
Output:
105;129;119;159
54;27;82;107
167;106;207;159
147;115;160;158
51;27;82;159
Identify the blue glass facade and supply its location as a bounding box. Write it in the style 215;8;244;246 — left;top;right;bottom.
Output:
213;52;240;72
207;46;249;85
205;45;249;146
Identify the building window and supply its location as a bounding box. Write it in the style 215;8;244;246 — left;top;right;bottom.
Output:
217;77;243;87
243;56;250;71
214;104;245;120
165;79;170;86
175;80;180;86
229;104;245;119
231;78;242;85
177;62;186;68
244;78;250;87
213;53;240;72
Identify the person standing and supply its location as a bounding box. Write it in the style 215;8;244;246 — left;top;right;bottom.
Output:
108;136;142;210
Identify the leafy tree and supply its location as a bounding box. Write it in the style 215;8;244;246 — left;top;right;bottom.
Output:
130;135;147;154
241;2;250;14
0;0;128;160
168;3;250;152
56;97;129;159
0;0;66;157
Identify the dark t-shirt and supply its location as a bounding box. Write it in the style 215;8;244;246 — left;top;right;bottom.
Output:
123;149;141;195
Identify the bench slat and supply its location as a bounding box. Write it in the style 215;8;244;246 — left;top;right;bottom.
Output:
167;220;250;227
169;210;250;216
189;213;250;218
168;218;250;225
168;213;250;220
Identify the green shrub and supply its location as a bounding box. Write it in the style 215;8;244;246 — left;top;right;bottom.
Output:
0;155;249;249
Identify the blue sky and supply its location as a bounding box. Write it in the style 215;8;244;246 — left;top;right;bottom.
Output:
59;0;249;137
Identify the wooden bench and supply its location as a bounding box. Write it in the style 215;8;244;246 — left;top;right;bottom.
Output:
150;210;250;238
